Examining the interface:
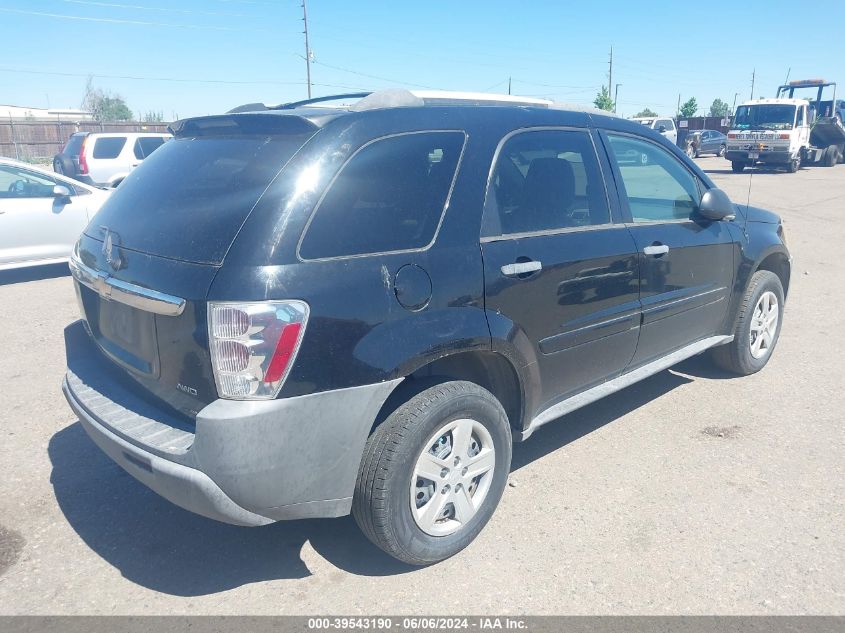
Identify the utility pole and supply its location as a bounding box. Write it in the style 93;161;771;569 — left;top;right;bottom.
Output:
750;68;755;101
508;76;511;95
301;0;312;99
677;93;681;117
784;67;791;86
608;46;613;95
614;83;621;114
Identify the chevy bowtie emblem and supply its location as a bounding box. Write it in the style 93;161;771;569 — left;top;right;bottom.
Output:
100;226;123;271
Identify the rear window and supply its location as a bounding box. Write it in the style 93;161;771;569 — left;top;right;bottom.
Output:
63;134;85;156
87;132;313;264
133;136;166;159
299;131;465;260
92;137;127;159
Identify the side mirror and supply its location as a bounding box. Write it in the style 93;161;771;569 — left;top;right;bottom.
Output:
657;125;667;133
698;188;735;221
53;184;72;198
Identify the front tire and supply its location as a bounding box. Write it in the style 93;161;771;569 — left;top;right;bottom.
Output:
718;144;726;157
711;270;785;375
787;155;801;173
731;161;746;173
352;381;512;565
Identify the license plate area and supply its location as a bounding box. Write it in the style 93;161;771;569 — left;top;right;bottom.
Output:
748;151;760;159
88;291;160;376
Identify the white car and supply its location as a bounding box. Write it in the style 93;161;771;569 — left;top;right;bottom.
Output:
0;158;110;271
53;132;171;188
630;116;678;145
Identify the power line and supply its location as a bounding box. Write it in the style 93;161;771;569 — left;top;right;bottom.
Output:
57;0;249;17
0;6;270;31
0;66;368;90
310;59;441;90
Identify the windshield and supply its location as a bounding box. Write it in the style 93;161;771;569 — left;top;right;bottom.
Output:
733;104;796;130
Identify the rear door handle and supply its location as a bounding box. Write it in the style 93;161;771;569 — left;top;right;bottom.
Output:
501;261;542;276
643;244;669;256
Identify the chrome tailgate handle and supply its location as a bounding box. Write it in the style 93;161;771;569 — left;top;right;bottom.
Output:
501;261;542;276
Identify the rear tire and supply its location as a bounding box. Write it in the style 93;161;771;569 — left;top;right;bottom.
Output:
731;161;745;173
823;145;839;167
53;159;64;175
352;381;512;565
718;144;726;157
711;270;784;375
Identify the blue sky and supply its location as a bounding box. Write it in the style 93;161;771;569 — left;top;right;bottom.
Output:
1;0;840;119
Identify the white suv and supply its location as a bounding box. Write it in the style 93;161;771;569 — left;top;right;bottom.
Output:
54;132;171;188
630;116;678;145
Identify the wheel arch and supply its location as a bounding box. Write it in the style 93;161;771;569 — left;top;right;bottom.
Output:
754;249;791;300
371;349;526;437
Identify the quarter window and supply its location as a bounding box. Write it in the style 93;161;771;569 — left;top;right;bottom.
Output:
92;137;127;159
482;129;609;237
607;134;701;223
299;131;465;260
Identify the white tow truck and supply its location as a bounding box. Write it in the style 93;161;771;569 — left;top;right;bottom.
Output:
725;79;845;173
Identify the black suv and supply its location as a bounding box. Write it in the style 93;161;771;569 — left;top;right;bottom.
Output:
63;90;791;565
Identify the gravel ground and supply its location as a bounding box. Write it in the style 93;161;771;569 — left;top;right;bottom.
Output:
0;156;843;615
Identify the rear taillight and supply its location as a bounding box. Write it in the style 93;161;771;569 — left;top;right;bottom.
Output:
78;137;89;175
208;301;309;400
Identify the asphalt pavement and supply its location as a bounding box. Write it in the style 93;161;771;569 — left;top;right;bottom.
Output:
0;156;842;614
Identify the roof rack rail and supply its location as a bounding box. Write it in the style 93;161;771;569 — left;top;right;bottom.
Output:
271;92;373;110
226;89;618;117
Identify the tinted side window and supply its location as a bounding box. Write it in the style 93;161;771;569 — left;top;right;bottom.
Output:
134;137;166;159
607;134;701;222
482;129;609;237
299;131;465;260
92;137;127;159
0;165;57;199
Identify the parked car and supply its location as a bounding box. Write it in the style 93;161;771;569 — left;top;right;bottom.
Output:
685;129;727;157
0;157;110;271
63;90;791;566
53;132;171;188
630;116;678;144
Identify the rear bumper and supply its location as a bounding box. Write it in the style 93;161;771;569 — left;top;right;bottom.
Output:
63;321;401;525
726;150;791;164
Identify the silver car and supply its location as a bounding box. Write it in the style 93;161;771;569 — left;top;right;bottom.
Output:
0;158;110;271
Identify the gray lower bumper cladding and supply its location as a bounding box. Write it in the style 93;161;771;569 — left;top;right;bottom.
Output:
63;321;402;526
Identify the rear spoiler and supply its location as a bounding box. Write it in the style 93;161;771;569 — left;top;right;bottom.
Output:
168;113;319;138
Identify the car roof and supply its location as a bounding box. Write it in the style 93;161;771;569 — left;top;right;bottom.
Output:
86;132;171;138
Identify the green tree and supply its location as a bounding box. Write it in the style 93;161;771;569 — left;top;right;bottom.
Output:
635;108;658;117
708;98;730;118
81;77;133;122
593;86;615;112
142;110;164;123
679;97;698;118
